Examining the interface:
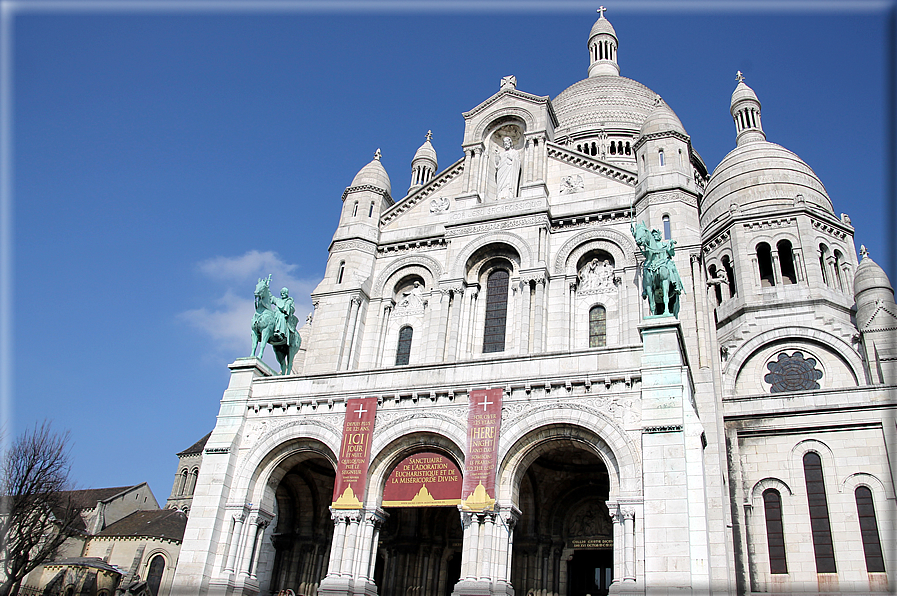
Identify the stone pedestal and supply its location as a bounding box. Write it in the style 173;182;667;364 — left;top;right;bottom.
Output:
638;317;709;595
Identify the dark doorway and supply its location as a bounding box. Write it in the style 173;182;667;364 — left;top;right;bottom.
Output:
267;455;335;595
374;506;463;596
567;550;613;596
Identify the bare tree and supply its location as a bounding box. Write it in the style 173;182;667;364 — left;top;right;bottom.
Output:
0;423;79;596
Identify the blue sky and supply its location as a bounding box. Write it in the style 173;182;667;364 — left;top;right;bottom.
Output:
4;1;895;502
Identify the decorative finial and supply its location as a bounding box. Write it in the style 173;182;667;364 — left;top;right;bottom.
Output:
500;75;517;90
860;245;869;260
653;94;664;107
425;130;432;142
374;148;381;161
597;6;607;18
735;70;745;83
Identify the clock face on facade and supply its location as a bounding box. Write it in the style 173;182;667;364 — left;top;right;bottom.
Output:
764;351;824;393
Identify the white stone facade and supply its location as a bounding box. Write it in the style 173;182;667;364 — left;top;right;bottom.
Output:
172;13;896;596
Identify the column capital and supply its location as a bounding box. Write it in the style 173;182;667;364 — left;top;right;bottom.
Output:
330;508;363;524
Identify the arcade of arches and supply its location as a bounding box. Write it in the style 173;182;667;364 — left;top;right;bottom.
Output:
264;440;613;596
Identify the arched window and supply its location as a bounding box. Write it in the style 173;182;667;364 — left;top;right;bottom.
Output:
589;305;607;348
722;255;736;298
395;326;413;366
855;486;885;572
819;244;830;286
483;269;510;353
591;142;597;156
337;261;345;284
352;201;358;217
833;250;844;291
625;141;631;155
188;469;199;495
803;452;836;573
178;469;188;496
369;201;375;217
147;555;165;596
708;265;723;306
662;215;671;240
777;239;796;284
763;489;788;574
658;149;665;166
757;243;775;287
609;141;616;155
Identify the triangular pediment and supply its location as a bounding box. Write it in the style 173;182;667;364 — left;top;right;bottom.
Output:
463;86;559;127
380;157;465;229
547;141;638;187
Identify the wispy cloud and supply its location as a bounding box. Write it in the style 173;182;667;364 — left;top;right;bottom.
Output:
179;251;320;356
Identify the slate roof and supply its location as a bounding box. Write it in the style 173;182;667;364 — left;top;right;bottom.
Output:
96;508;187;541
177;432;212;457
65;486;138;510
43;556;123;574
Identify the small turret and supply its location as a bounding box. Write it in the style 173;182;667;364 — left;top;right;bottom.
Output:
588;7;620;77
854;246;897;384
409;131;438;193
730;72;766;146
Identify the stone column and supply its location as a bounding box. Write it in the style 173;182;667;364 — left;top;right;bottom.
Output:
478;513;494;582
340;512;361;576
771;253;782;285
524;138;534;183
532;277;546;353
223;511;245;572
458;511;479;582
375;303;392;367
690;253;708;368
341;296;362;370
519;279;531;354
435;289;452;361
460;287;478;357
622;508;636;581
249;519;269;578
496;506;520;587
446;287;464;361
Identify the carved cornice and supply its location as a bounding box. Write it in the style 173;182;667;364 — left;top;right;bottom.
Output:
331;239;377;254
636;191;698;209
631;130;690;152
462;88;558;127
381;158;465;225
702;229;731;254
376;237;447;255
742;217;797;232
811;217;849;241
341;184;392;204
446;214;548;238
546;142;638;186
642;425;683;433
550;209;632;231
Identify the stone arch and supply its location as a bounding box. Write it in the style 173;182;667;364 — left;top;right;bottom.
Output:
450;233;532;279
366;426;466;506
750;477;793;501
473;107;535;142
723;327;865;395
497;409;641;507
554;228;637;275
371;255;442;296
840;472;890;498
233;423;341;509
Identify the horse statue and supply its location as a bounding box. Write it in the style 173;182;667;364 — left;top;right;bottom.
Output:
251;275;301;375
631;221;685;318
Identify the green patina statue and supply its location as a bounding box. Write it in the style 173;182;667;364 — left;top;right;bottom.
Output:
631;221;685;318
251;275;301;375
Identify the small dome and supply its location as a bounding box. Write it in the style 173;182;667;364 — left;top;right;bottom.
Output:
702;141;833;231
350;149;391;196
730;81;759;110
589;15;617;40
639;101;687;137
412;138;437;167
854;248;894;298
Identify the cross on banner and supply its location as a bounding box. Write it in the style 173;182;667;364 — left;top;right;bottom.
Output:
479;395;493;411
354;403;368;418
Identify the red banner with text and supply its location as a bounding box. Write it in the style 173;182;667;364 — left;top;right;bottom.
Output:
461;388;503;511
332;397;378;509
382;452;462;507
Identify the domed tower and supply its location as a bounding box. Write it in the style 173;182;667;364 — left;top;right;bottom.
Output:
408;131;438;194
633;98;701;238
588;7;619;77
703;75;861;395
308;149;393;372
854;247;897;384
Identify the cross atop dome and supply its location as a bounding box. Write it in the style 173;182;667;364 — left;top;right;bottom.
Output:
735;70;745;83
425;130;432;142
597;6;607;18
374;148;381;161
860;245;869;260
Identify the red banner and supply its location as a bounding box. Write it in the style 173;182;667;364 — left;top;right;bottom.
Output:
382;452;462;507
461;388;503;511
332;397;378;509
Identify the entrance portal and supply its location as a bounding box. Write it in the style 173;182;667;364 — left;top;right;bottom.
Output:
374;506;463;596
567;550;613;596
267;456;335;595
511;443;612;595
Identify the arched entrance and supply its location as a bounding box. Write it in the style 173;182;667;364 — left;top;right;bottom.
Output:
267;454;335;595
372;450;464;596
511;443;612;596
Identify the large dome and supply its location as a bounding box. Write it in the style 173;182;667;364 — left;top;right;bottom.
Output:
701;141;834;232
553;75;661;137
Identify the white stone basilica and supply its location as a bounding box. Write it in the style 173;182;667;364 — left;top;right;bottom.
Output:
172;12;896;596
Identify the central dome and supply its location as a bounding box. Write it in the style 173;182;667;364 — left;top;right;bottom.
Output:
553;75;661;137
